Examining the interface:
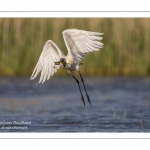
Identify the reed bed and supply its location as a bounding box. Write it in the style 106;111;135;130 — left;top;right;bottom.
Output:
0;18;150;76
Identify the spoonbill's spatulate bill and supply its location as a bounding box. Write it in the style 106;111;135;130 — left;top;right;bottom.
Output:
30;29;104;106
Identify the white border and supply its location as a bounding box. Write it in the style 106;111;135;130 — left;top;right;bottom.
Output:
0;12;150;18
0;0;150;11
0;0;150;141
0;133;150;138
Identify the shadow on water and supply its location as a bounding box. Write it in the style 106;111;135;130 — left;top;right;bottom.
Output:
0;76;150;132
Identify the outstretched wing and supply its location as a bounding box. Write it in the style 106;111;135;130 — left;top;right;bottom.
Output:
62;29;104;64
30;40;65;83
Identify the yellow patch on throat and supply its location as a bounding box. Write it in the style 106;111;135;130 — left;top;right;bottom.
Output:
66;58;73;65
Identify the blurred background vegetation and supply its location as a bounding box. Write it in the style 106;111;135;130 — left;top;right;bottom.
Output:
0;18;150;77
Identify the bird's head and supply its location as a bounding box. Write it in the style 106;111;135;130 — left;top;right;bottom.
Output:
54;58;66;65
60;58;65;62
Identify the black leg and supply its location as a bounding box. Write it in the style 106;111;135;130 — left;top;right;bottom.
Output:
79;72;91;105
72;76;85;106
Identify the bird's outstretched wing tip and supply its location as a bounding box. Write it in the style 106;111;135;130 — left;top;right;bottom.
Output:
38;79;45;84
30;76;34;80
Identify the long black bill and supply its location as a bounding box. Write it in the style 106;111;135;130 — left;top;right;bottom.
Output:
54;61;60;65
79;72;91;105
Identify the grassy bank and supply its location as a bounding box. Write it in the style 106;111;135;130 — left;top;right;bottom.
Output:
0;18;150;76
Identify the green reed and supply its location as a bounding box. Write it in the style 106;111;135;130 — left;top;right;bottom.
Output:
0;18;150;76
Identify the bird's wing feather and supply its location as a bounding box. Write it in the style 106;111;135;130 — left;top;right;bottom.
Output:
30;40;65;83
62;29;104;63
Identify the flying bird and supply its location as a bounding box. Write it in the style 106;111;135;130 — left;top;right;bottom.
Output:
30;29;104;106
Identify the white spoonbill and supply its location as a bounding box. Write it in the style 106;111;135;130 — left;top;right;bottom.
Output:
30;29;104;106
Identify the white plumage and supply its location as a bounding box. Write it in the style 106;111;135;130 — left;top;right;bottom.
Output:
31;29;104;83
30;40;65;83
30;29;104;105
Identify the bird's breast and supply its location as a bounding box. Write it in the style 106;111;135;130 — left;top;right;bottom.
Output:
66;57;73;65
65;56;76;71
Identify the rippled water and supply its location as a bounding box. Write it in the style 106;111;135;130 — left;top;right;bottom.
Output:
0;76;150;132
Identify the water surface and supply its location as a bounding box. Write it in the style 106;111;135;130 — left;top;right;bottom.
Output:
0;77;150;132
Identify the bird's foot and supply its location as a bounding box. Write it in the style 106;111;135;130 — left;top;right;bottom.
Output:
81;96;85;106
86;93;91;105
